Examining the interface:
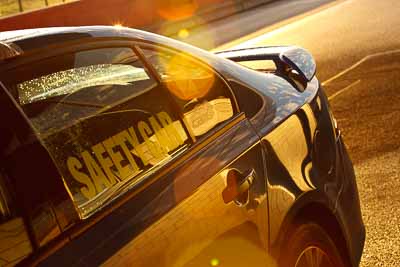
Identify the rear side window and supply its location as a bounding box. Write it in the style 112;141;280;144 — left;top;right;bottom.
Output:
140;47;237;140
3;46;191;218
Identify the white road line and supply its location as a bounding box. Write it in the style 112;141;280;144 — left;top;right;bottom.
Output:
230;0;351;50
328;79;361;101
322;59;367;86
322;49;400;86
324;49;400;99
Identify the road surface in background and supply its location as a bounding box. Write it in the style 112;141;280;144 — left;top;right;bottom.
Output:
183;0;400;266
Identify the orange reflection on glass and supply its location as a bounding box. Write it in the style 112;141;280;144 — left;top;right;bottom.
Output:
156;0;199;21
162;53;215;100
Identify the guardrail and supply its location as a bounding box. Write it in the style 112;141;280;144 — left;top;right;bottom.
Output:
0;0;276;32
0;0;75;17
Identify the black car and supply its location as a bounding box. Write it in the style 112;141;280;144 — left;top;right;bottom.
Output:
0;26;364;267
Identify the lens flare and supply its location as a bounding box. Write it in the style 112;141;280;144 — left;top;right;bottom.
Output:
161;52;215;100
178;28;190;39
157;15;216;49
156;0;198;21
113;23;124;30
210;258;220;266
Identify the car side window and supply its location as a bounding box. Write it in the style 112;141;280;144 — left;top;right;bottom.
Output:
3;46;192;219
139;47;237;139
14;47;155;134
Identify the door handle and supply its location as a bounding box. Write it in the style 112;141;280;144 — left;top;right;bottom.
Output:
222;169;255;205
238;169;255;194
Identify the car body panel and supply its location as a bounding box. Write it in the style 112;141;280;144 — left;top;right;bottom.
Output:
39;117;271;267
334;136;365;267
0;26;364;267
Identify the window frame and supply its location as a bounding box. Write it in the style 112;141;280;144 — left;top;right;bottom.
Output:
135;43;242;144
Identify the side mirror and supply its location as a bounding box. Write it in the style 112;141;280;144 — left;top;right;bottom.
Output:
217;45;317;83
280;47;316;82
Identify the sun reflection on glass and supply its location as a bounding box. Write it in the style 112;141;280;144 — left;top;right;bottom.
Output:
178;28;190;39
160;52;215;100
210;258;220;266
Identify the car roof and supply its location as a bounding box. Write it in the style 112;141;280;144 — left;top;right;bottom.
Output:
0;25;251;79
0;27;72;42
0;26;226;68
0;26;152;43
0;26;215;58
0;26;153;60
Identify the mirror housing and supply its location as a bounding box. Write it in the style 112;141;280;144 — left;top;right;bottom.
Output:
216;45;317;84
279;46;316;82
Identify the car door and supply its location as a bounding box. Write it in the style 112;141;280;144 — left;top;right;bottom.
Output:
0;41;273;266
99;45;274;267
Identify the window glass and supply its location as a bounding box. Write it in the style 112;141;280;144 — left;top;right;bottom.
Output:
18;64;149;106
14;47;154;134
3;47;191;218
141;48;236;138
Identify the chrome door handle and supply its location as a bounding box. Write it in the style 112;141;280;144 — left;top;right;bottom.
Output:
237;169;255;194
222;169;255;205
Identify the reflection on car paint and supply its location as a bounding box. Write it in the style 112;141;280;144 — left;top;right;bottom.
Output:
282;47;316;81
263;101;322;244
102;121;274;267
0;218;32;266
103;171;249;267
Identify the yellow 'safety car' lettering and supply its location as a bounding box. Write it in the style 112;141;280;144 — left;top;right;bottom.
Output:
158;111;185;147
82;150;115;193
67;157;97;200
66;111;187;200
93;142;119;185
138;120;162;160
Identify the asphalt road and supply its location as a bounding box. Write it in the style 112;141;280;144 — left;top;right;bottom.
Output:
179;0;400;266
